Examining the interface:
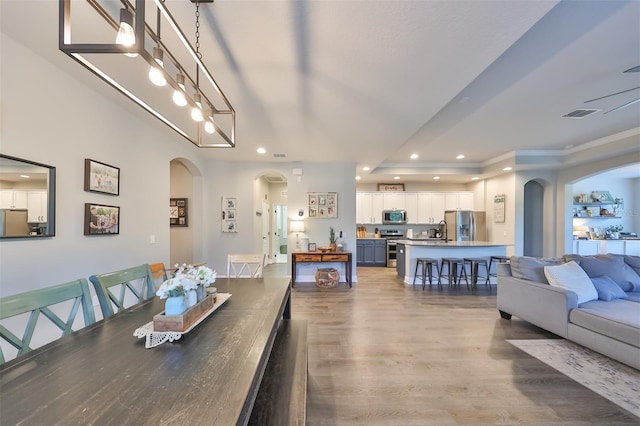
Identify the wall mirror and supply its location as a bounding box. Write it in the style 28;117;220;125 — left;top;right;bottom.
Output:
0;154;56;238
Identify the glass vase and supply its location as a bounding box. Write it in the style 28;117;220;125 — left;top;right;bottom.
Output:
164;296;186;316
186;290;197;308
196;285;206;301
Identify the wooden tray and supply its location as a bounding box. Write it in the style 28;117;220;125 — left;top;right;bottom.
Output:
153;294;215;332
134;294;232;348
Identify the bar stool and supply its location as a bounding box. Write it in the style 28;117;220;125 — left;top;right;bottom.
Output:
463;257;490;289
438;258;468;288
488;255;510;285
413;258;439;290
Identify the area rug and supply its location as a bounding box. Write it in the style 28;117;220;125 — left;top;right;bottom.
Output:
508;339;640;418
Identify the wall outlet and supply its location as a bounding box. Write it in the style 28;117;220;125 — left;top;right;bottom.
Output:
150;234;156;244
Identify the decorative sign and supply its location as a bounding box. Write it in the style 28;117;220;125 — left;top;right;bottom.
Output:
377;183;405;191
494;194;505;223
170;198;188;227
222;196;238;232
308;192;337;218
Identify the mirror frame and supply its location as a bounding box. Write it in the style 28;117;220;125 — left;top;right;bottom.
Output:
0;154;56;239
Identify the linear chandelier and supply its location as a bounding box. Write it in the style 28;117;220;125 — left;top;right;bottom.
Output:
59;0;235;148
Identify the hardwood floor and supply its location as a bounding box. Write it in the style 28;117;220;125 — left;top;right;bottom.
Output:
266;264;638;425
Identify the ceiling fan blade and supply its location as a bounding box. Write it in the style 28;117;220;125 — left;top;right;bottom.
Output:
585;86;640;103
603;97;640;114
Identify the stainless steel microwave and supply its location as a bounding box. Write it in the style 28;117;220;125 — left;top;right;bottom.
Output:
382;210;407;224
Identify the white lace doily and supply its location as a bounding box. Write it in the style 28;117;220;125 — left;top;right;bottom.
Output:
133;293;231;348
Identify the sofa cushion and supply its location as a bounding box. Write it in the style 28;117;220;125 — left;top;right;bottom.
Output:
510;256;565;283
544;261;598;304
625;292;640;303
570;300;640;347
624;255;640;276
567;254;640;292
590;276;628;301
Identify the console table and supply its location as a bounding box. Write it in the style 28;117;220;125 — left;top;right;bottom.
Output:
292;251;352;287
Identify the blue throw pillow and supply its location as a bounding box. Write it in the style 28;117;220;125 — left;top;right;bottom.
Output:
574;254;640;292
590;275;629;301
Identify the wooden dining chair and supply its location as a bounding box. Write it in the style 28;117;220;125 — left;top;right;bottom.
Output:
149;262;168;289
89;264;155;318
227;254;265;278
0;278;95;364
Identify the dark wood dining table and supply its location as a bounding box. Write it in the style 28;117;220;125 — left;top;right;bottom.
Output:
0;277;291;426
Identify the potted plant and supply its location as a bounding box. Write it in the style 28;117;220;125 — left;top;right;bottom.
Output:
329;227;337;251
604;225;623;240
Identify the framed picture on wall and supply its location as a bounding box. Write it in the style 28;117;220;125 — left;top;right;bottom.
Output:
84;159;119;195
84;203;119;235
170;198;188;227
222;196;238;232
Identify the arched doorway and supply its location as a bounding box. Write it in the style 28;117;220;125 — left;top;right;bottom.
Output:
523;180;544;257
170;158;203;265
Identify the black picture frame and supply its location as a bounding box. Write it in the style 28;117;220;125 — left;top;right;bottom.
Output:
84;159;120;195
170;198;188;227
84;203;119;235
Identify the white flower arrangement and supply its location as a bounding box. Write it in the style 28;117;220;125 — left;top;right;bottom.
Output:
156;264;217;299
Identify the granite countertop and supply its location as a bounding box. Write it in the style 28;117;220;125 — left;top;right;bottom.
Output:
394;239;509;247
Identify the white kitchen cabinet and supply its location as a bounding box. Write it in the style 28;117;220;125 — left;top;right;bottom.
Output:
445;192;474;211
417;192;445;224
0;190;28;209
625;241;640;256
27;191;47;222
404;192;418;224
599;240;625;255
356;192;384;224
572;240;600;255
382;192;406;211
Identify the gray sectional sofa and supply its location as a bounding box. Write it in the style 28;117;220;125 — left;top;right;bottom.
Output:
497;254;640;370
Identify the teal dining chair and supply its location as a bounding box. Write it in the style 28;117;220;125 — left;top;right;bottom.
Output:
89;264;155;318
0;278;95;364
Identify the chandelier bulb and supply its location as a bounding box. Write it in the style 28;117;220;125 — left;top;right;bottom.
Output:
116;8;137;58
149;47;167;86
204;120;215;134
172;73;187;107
191;93;203;121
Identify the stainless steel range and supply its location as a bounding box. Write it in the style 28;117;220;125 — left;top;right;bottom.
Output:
380;230;404;268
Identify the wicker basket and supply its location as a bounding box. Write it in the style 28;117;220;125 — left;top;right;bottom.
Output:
315;268;339;288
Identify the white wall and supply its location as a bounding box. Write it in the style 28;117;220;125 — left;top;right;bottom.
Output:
484;173;516;255
203;161;357;282
0;33;211;298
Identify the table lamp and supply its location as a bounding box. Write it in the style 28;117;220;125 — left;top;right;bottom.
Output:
290;220;306;251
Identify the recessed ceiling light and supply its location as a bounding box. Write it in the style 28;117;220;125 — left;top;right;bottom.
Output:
19;175;30;178
393;176;400;180
410;153;418;160
256;147;266;154
433;176;440;180
471;177;479;181
362;166;370;171
456;154;464;159
355;176;361;180
502;166;512;171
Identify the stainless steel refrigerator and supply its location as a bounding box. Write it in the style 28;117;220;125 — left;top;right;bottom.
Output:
0;209;30;237
444;210;486;241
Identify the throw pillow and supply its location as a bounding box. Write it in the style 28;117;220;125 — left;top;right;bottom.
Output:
544;261;598;304
573;254;639;292
590;275;629;301
624;255;640;277
510;256;565;283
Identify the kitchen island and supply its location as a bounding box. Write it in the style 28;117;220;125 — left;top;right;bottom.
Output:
395;239;509;285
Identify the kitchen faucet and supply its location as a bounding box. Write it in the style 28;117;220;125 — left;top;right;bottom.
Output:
438;219;448;242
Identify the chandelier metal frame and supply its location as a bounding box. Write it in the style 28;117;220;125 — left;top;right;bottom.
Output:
59;0;235;148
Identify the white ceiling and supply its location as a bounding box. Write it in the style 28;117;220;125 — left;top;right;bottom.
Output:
2;1;639;183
